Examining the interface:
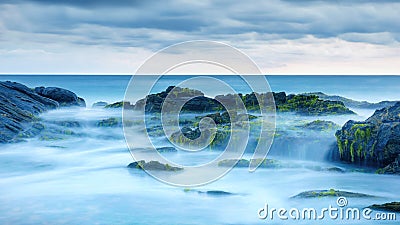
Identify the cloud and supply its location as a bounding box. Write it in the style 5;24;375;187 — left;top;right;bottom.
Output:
0;0;399;74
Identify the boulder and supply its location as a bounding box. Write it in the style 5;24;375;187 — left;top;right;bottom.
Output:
127;160;183;171
333;102;400;170
34;86;85;107
0;81;85;143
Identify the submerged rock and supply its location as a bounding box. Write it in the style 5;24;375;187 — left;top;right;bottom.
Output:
217;158;281;168
333;102;400;171
183;188;235;197
127;160;183;171
369;202;400;212
92;101;108;108
292;189;375;199
96;117;120;127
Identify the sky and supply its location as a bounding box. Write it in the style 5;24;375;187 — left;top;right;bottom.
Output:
0;0;399;75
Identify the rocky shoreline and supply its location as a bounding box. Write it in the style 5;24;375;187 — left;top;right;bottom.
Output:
0;81;85;143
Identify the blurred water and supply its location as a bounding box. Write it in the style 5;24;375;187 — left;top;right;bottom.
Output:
0;107;399;225
0;75;399;224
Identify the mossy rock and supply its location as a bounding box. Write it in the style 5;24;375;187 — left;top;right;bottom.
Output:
127;160;183;171
292;189;375;198
369;202;400;212
298;120;340;132
217;158;280;168
96;117;120;127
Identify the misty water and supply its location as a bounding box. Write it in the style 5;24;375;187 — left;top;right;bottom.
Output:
1;75;400;224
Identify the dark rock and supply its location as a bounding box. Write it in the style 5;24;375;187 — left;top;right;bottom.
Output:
217;158;281;168
34;86;85;107
195;111;258;125
0;81;84;143
326;167;345;173
369;202;400;212
183;188;235;197
202;190;234;196
376;154;400;175
92;101;108;108
170;126;230;148
333;102;400;169
292;189;375;199
277;94;355;116
96;117;120;127
132;86;353;116
156;147;177;152
127;160;183;171
134;86;221;113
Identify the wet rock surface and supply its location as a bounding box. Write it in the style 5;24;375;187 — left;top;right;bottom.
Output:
333;102;400;172
0;81;85;143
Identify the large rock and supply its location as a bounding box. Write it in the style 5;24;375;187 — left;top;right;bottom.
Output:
34;87;85;107
134;86;222;113
0;81;85;143
215;92;354;116
333;102;400;170
134;86;354;116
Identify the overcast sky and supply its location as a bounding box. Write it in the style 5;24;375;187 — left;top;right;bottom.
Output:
0;0;399;74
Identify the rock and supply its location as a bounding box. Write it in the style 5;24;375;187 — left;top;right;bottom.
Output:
0;81;85;143
1;81;82;143
134;86;222;113
96;117;120;127
169;126;230;148
217;158;280;168
195;111;258;125
201;190;234;196
34;86;86;107
292;189;375;199
183;189;235;197
132;86;353;116
92;101;108;108
333;102;400;170
105;101;134;109
326;167;345;173
277;94;355;116
376;154;400;175
156;147;177;152
127;160;183;171
369;202;400;212
298;120;340;131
